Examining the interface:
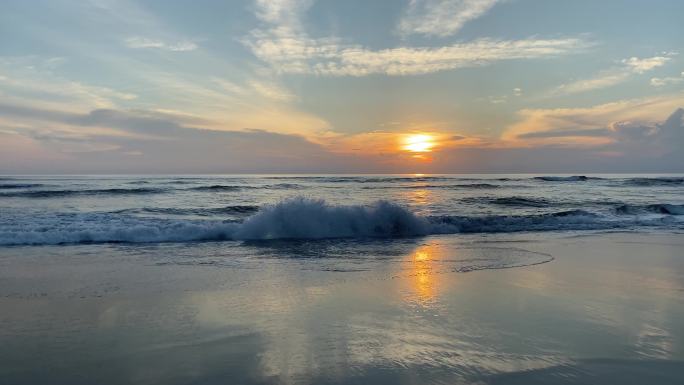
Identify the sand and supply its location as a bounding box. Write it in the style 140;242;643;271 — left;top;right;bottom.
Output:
1;231;683;384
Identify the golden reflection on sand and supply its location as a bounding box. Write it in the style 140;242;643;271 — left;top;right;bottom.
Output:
402;243;447;306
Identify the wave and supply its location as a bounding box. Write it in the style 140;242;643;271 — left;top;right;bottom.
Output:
0;183;44;189
190;185;244;191
623;177;684;187
0;213;240;245
2;197;680;246
462;196;551;207
451;183;501;189
534;175;592;182
373;183;502;190
0;187;166;198
113;205;259;216
234;198;429;239
269;176;456;183
190;183;303;191
615;203;684;215
266;183;305;189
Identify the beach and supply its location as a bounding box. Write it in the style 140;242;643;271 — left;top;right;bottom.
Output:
1;174;683;384
4;0;683;382
1;231;683;384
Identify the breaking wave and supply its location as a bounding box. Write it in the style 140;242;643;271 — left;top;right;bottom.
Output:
1;197;681;246
234;198;429;240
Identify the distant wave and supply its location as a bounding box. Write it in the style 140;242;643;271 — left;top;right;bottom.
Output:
622;177;684;187
190;183;303;191
450;183;501;189
463;196;551;207
113;205;259;216
190;185;244;192
0;183;44;189
268;176;457;183
373;183;502;190
534;175;592;182
0;187;166;198
2;197;681;246
266;183;305;189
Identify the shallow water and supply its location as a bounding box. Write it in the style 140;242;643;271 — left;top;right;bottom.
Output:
1;232;684;384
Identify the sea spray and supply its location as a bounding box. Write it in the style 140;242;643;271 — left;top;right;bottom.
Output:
234;197;429;240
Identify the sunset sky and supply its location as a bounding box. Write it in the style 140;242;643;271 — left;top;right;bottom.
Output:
1;0;683;173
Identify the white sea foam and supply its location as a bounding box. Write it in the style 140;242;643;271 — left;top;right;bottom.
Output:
234;198;429;240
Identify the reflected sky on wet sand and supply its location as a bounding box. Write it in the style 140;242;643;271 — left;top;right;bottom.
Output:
1;233;683;384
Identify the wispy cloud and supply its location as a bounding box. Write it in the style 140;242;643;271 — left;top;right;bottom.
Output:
0;56;137;110
125;37;198;52
398;0;501;37
245;0;588;77
651;72;684;87
248;80;296;101
622;55;672;73
553;54;674;95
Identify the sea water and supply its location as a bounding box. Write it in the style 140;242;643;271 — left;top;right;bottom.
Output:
1;174;683;245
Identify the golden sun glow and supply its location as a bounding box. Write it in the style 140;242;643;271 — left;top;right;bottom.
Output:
402;134;436;153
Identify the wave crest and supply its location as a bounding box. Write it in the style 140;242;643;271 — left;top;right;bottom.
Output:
534;176;590;182
235;198;429;240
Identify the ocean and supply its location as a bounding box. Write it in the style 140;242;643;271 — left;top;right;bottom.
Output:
1;174;683;245
1;174;684;384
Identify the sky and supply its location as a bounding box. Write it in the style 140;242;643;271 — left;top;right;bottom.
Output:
1;0;683;174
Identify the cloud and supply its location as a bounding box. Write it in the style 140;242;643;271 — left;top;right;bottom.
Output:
398;0;501;37
0;102;381;173
247;34;589;76
651;72;684;87
553;54;674;95
622;55;672;74
125;37;198;51
253;0;311;27
245;0;589;76
0;56;137;110
502;93;684;148
2;100;683;173
247;80;296;101
554;71;631;95
518;128;613;139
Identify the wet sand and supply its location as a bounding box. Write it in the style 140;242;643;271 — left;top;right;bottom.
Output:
1;232;683;384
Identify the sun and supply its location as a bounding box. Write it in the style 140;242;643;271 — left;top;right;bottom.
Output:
402;134;436;153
